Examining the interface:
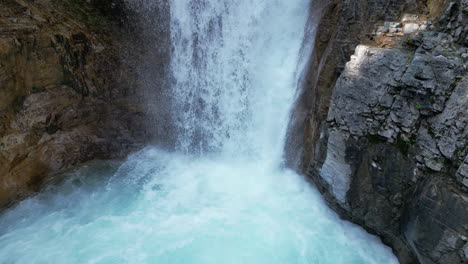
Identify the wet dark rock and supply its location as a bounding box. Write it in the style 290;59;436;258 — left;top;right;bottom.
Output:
404;177;468;264
295;1;468;263
0;0;153;207
310;41;467;262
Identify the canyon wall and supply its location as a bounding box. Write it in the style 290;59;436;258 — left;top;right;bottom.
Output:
0;0;153;208
291;0;468;263
1;0;466;263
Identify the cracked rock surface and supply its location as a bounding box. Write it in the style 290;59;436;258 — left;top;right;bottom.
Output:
297;1;468;263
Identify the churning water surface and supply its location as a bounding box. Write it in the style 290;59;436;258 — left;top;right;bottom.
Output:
0;0;399;263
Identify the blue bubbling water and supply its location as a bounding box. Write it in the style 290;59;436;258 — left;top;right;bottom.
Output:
0;0;399;263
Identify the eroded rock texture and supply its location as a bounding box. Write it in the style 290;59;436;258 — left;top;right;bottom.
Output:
296;0;468;263
0;0;152;207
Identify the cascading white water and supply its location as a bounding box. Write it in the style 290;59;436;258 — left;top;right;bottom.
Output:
0;0;399;263
170;0;307;160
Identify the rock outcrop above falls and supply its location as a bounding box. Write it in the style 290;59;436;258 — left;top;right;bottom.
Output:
296;1;468;263
0;0;150;207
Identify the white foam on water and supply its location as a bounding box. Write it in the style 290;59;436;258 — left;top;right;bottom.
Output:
0;149;398;264
0;0;399;263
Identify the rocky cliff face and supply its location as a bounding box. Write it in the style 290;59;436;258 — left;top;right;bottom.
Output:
0;0;152;208
1;0;466;263
292;0;468;263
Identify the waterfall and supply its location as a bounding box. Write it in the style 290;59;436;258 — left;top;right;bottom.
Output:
0;1;399;263
169;0;308;160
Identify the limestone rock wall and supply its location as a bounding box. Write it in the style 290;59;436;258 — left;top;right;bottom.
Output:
295;1;468;263
0;0;151;207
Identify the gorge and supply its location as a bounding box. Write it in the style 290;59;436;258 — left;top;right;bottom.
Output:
0;0;467;263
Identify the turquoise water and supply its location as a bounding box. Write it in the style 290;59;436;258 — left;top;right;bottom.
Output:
0;148;398;264
0;0;399;263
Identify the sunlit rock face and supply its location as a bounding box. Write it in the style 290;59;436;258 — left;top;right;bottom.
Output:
298;1;468;263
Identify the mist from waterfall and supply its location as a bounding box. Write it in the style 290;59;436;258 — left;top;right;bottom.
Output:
0;0;399;263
